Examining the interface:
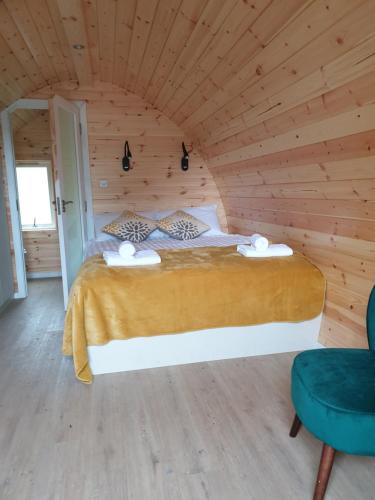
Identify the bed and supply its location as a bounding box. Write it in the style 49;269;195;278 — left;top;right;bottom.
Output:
63;233;326;383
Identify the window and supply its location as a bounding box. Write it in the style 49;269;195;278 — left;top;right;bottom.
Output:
16;163;56;230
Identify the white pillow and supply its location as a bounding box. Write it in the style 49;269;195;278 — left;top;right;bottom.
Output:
94;205;224;242
183;205;223;236
94;212;121;241
139;205;223;239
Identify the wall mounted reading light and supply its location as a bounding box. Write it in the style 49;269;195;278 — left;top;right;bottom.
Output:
72;44;85;50
122;141;132;171
181;142;189;171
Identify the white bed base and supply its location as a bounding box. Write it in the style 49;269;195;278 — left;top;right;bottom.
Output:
88;314;323;375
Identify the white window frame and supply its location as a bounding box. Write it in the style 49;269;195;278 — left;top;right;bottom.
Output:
16;160;56;231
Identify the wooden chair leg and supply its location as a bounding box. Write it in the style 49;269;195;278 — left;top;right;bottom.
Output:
313;444;336;500
289;414;302;437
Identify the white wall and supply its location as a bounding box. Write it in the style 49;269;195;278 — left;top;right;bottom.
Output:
0;166;13;310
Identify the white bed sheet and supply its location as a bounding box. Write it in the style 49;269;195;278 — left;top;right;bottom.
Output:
85;234;253;259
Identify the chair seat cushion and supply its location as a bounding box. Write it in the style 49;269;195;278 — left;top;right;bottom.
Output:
292;348;375;455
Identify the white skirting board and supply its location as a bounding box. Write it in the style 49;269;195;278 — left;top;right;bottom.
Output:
88;314;323;375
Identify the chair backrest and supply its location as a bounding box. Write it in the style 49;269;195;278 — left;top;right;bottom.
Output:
367;286;375;351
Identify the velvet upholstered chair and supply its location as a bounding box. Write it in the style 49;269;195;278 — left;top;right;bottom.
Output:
289;287;375;499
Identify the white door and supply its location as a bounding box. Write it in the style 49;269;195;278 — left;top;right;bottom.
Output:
49;96;87;308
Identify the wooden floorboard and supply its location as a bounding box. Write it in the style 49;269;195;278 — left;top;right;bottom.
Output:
0;279;374;500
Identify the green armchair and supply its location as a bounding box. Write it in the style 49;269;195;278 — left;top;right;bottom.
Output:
290;287;375;499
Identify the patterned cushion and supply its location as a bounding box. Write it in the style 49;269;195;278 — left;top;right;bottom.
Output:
157;210;210;240
102;211;157;243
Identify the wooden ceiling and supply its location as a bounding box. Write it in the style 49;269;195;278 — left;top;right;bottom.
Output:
1;0;375;156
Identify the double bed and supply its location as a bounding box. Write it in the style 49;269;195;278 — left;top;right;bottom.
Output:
63;232;326;383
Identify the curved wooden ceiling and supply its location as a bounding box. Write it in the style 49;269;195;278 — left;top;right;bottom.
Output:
1;0;375;155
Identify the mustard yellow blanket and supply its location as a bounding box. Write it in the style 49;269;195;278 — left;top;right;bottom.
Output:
63;246;325;383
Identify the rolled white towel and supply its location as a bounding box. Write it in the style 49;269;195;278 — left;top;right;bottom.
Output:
103;251;126;266
118;241;136;259
249;233;269;252
132;250;161;263
237;243;293;258
103;249;161;267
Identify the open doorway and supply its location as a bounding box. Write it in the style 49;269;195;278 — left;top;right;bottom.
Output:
13;111;61;281
1;98;94;309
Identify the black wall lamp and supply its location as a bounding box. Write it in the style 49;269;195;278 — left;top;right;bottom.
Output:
122;141;132;171
181;142;189;171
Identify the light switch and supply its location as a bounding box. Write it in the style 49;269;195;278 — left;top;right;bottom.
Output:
99;179;108;188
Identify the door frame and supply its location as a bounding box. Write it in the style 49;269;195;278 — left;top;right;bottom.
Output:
1;98;94;299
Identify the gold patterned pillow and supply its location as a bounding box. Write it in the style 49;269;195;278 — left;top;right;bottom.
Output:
102;210;157;243
157;210;210;240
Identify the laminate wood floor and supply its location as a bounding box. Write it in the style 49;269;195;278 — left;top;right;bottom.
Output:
0;279;374;500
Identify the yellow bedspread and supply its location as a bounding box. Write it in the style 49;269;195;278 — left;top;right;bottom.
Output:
63;246;325;383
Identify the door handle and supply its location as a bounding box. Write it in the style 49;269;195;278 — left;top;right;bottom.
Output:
52;198;61;215
62;200;74;213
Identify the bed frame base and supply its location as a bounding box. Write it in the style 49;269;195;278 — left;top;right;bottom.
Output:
88;315;322;376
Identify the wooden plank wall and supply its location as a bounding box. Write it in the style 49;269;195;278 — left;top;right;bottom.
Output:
14;111;51;161
207;73;375;348
22;231;60;275
31;81;227;227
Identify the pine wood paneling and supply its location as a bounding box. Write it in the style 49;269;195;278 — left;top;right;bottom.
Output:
0;0;374;145
135;0;181;97
23;230;61;274
203;71;375;159
153;0;237;111
211;78;375;346
55;0;93;85
208;104;375;169
13;111;51;161
26;0;72;82
143;0;207;103
126;0;159;92
181;0;373;131
30;82;227;225
3;0;58;85
0;2;46;88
